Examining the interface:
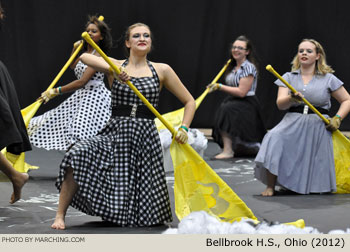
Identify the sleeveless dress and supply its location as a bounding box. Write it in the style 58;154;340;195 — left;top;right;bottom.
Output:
255;71;342;194
27;60;111;150
55;60;172;226
0;60;31;154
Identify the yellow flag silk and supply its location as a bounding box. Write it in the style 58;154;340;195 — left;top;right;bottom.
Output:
21;100;42;128
333;131;350;193
266;65;350;194
1;148;38;173
284;219;305;228
171;140;257;222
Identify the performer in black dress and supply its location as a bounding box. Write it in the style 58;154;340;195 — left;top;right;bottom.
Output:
208;35;266;159
0;3;31;204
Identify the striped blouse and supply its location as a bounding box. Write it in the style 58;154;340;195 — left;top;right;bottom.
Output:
225;59;257;96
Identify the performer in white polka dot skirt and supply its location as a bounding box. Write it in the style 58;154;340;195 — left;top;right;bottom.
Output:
28;16;112;151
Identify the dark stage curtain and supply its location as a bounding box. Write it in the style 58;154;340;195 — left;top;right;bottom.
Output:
0;0;349;130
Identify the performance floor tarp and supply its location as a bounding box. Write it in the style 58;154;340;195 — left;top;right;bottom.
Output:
1;140;349;234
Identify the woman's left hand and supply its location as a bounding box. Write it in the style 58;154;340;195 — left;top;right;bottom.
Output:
326;116;341;132
39;88;59;104
175;128;188;144
73;40;83;49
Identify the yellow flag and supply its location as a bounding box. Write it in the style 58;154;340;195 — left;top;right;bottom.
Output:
1;148;38;173
333;130;350;193
171;140;257;222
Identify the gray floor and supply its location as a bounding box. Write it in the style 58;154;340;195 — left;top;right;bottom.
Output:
1;140;350;234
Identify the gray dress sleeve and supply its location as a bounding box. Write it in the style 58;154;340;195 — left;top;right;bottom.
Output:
274;72;291;87
327;73;343;92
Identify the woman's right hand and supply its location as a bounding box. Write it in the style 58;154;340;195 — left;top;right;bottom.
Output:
207;83;222;93
109;66;130;83
73;40;83;49
290;91;304;104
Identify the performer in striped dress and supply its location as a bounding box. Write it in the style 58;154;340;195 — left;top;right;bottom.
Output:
27;16;112;151
208;35;266;160
51;23;196;229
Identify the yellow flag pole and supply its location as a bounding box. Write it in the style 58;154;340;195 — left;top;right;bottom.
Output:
22;16;105;111
195;59;231;109
45;44;84;91
20;40;86;127
45;16;105;92
212;59;232;83
82;31;176;134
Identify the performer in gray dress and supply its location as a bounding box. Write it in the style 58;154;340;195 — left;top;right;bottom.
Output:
255;39;350;196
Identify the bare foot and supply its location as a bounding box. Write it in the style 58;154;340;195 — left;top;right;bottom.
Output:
51;216;66;230
213;152;234;160
261;187;274;197
10;173;29;204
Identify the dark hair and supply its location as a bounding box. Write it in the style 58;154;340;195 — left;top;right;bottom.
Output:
123;23;153;57
83;15;112;53
226;35;259;74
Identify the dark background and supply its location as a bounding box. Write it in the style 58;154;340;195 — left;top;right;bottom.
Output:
0;0;349;129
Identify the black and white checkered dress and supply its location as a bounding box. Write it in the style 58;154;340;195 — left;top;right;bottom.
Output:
28;61;111;150
56;60;172;226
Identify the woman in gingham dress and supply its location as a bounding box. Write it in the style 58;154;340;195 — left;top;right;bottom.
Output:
27;16;112;151
51;23;196;229
207;35;266;160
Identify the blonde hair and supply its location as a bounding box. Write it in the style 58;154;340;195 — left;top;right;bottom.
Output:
291;39;334;75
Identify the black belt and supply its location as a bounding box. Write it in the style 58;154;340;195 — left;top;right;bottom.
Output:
112;104;155;119
289;105;329;115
